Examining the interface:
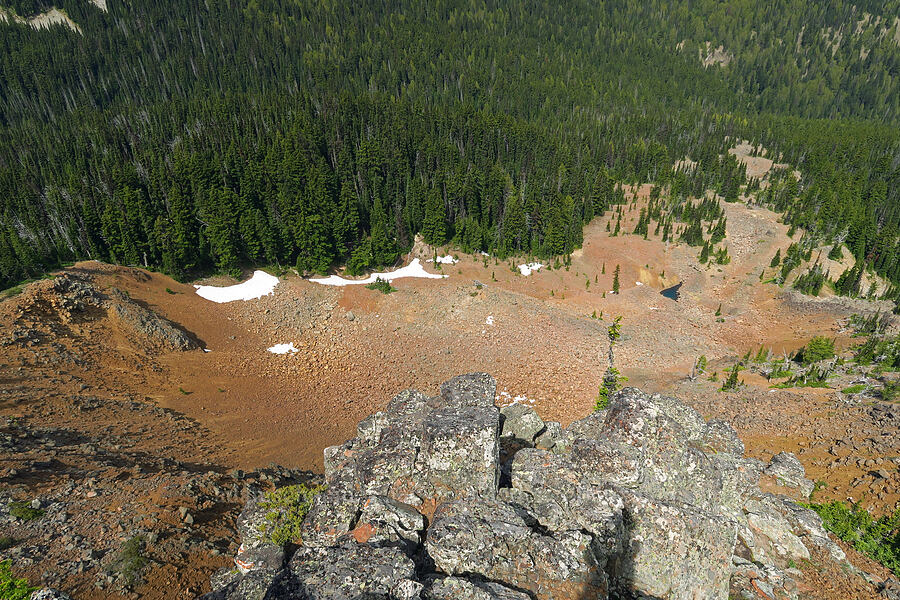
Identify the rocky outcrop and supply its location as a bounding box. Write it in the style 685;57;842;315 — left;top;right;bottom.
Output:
204;374;855;600
9;272;198;352
108;288;199;351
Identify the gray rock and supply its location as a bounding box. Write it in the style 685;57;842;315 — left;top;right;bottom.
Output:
610;491;737;600
300;491;361;547
352;495;425;553
426;497;608;599
199;567;302;600
739;497;811;567
500;403;545;443
433;373;497;409
205;374;856;600
108;288;198;351
509;447;624;557
764;452;814;498
234;543;286;574
235;490;272;550
703;420;745;456
418;405;500;501
564;409;608;440
534;421;563;450
289;542;417;599
577;388;726;512
31;590;75;600
426;576;532;600
650;392;707;442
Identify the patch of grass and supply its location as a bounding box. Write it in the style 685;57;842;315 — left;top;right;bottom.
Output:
0;285;25;301
842;384;867;394
165;287;177;295
0;537;16;551
365;277;395;294
259;483;326;546
106;535;148;587
805;501;900;577
8;501;44;521
0;560;35;600
178;387;192;395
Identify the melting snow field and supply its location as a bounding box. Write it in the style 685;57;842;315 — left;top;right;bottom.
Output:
518;262;543;276
267;342;299;354
195;270;279;303
310;258;446;286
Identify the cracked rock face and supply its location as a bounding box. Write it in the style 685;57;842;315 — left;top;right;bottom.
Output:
203;374;854;600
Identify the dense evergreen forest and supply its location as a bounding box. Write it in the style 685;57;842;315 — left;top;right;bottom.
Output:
0;0;898;288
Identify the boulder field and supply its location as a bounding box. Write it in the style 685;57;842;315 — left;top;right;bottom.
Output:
203;373;861;600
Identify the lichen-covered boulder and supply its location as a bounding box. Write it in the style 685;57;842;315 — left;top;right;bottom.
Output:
703;420;746;455
434;373;497;409
200;567;303;600
426;497;607;600
508;447;624;556
500;403;545;443
764;452;814;498
418;405;500;501
534;421;563;450
288;542;417;599
425;576;532;600
300;490;360;547
610;491;737;600
234;488;270;550
31;591;76;600
348;495;425;553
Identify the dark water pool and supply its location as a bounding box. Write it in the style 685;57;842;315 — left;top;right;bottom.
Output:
660;282;682;301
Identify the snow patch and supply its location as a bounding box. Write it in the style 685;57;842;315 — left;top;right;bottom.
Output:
267;342;299;354
429;255;458;264
485;316;494;326
310;258;446;286
495;391;535;407
518;262;543;276
194;270;279;303
635;281;643;286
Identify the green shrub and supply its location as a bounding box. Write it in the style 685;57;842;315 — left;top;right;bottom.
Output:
800;336;835;365
260;483;326;546
0;537;15;551
0;560;34;600
8;502;43;521
106;535;148;587
720;363;742;391
806;501;900;576
842;384;867;394
365;277;395;294
883;382;900;402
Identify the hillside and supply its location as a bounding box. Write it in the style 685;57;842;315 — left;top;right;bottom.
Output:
4;194;900;597
3;0;900;598
0;0;898;293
